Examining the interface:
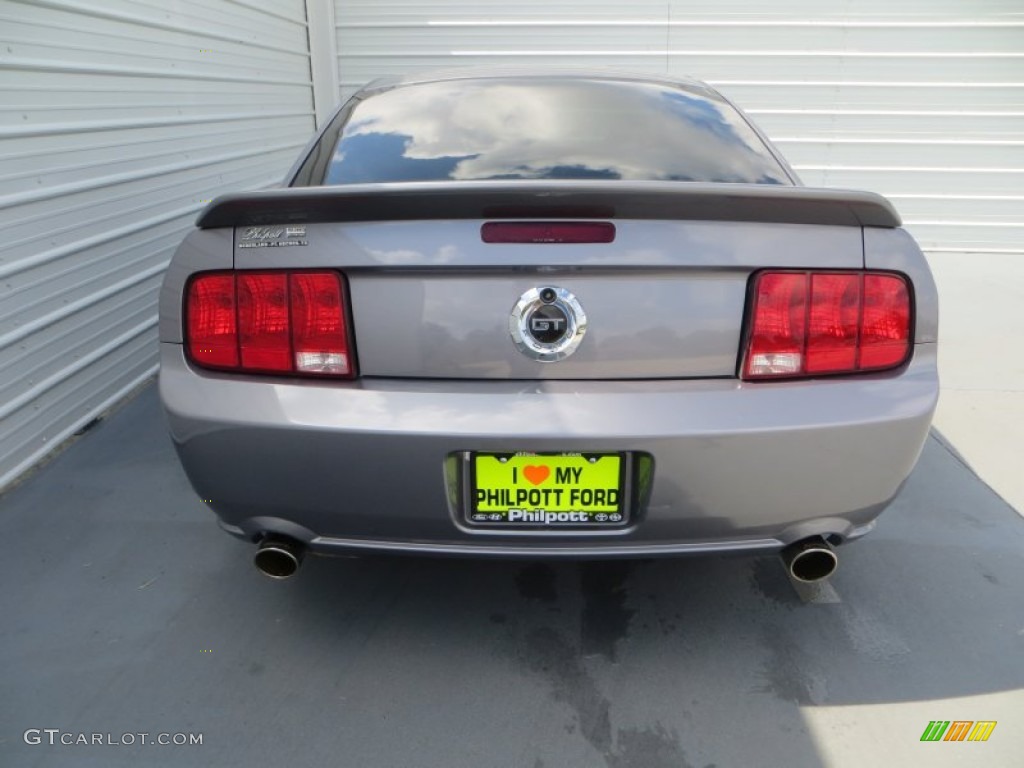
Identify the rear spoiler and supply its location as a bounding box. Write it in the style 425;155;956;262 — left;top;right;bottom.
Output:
196;181;901;230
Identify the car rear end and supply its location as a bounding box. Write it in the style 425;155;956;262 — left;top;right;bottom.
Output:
158;73;938;573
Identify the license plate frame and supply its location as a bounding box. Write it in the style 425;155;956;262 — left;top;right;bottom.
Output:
467;452;628;528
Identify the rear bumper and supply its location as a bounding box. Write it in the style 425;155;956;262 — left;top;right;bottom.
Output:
160;343;938;558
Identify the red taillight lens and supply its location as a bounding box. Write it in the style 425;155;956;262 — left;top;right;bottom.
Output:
481;221;616;244
743;272;808;377
743;271;911;380
238;273;291;372
860;274;911;370
289;273;350;375
185;271;353;378
186;274;238;369
806;273;860;374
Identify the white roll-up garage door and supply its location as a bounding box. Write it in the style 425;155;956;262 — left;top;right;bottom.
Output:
0;0;315;488
335;0;1024;254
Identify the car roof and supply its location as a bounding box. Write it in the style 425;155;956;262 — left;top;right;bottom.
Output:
359;67;717;97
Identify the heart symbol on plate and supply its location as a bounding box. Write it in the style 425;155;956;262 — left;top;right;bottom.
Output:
523;465;550;486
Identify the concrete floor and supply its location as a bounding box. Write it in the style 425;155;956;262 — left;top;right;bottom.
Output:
1;385;1022;768
928;252;1024;516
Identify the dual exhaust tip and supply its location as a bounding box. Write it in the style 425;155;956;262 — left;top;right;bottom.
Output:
253;534;838;583
781;536;838;583
253;537;305;580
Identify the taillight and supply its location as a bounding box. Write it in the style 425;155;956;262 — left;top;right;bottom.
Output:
185;271;354;378
289;273;351;374
742;271;911;380
186;274;238;369
860;274;912;370
238;273;290;372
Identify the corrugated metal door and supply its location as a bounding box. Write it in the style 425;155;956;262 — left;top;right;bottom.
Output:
0;0;315;488
334;0;1023;254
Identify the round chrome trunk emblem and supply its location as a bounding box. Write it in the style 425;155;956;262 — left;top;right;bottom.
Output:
509;286;587;362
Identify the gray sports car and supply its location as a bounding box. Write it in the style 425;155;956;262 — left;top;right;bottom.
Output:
158;70;938;582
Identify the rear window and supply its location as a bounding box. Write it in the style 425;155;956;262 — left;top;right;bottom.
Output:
296;78;792;186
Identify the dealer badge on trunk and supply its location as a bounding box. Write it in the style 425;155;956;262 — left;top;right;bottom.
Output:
510;286;587;362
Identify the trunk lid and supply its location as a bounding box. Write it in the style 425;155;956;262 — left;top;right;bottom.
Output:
233;232;866;380
218;182;882;380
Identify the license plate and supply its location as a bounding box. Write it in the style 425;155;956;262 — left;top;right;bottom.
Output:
469;452;626;527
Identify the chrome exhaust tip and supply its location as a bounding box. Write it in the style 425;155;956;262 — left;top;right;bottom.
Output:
781;536;838;583
254;537;305;579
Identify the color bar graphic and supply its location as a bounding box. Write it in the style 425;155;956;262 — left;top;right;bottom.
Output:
920;720;996;743
921;721;949;742
967;722;997;742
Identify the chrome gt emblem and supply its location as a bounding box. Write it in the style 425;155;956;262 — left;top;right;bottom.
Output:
510;286;587;362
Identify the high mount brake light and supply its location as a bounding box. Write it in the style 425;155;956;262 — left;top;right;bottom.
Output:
742;270;911;380
186;271;354;378
481;221;616;244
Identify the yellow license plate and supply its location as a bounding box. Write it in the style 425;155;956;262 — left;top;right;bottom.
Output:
470;453;625;526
